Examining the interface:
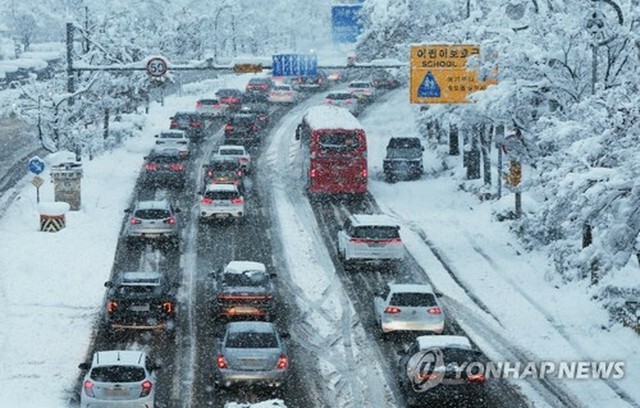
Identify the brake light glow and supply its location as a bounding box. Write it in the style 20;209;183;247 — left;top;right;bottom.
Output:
169;163;184;171
239;158;248;163
310;168;317;178
276;355;288;369
225;124;234;131
83;380;95;397
140;380;153;397
345;99;354;104
217;355;228;369
145;163;159;171
130;218;142;225
196;102;203;108
191;121;201;127
384;306;401;314
164;217;176;225
231;197;243;204
326;99;333;104
107;300;118;313
467;373;486;383
362;168;368;178
428;307;442;315
170;122;178;128
215;104;221;108
162;301;174;314
201;197;213;205
252;125;258;131
237;170;243;177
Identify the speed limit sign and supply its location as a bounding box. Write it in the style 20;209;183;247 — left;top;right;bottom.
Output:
146;57;168;77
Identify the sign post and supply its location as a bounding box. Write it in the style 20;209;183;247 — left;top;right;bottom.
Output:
28;156;46;204
31;176;44;203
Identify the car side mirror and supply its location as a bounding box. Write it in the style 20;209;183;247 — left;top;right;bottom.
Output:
78;362;90;370
143;156;148;160
174;208;182;213
154;134;159;138
270;273;278;279
280;331;291;339
124;208;130;213
197;191;203;196
104;281;113;288
434;291;444;298
421;146;425;151
149;363;162;371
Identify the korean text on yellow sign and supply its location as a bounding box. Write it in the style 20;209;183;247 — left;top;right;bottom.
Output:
410;44;497;104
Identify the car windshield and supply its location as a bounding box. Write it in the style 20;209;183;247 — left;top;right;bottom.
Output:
317;131;361;151
173;114;193;121
350;82;370;88
199;99;219;105
158;133;183;140
226;331;278;348
210;170;238;180
231;117;255;126
223;271;269;287
134;209;170;220
389;138;422;148
148;154;180;163
249;79;270;85
387;148;422;159
390;292;437;307
90;365;146;383
274;86;290;91
218;89;240;97
353;226;399;239
327;93;353;100
220;149;244;156
208;161;241;171
205;190;239;200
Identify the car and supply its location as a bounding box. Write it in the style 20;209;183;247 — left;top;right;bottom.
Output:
123;199;181;248
215;321;289;388
383;137;424;181
337;214;404;268
371;69;401;89
199;183;245;222
224;112;262;146
141;147;186;188
104;271;177;333
348;80;377;103
325;90;360;115
327;69;344;82
373;283;444;336
212;144;252;173
202;158;245;192
245;77;274;95
154;130;190;157
169;111;204;141
78;350;161;408
295;70;328;92
216;88;244;109
213;261;277;320
398;335;486;406
268;84;298;104
239;100;269;128
196;98;227;119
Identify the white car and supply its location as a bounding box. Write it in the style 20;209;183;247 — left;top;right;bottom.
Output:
78;350;160;408
348;80;377;102
212;144;252;173
155;130;190;157
199;183;245;221
325;90;360;115
268;84;298;104
374;283;445;335
196;98;227;118
337;214;404;268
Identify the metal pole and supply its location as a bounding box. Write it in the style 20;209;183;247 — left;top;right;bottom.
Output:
591;43;597;94
497;144;503;198
36;186;40;203
66;23;75;101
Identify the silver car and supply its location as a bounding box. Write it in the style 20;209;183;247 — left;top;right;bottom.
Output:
374;283;445;335
325;90;360;115
78;350;161;408
154;130;190;157
216;321;289;388
124;200;181;248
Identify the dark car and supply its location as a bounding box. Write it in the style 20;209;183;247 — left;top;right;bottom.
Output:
142;147;187;188
295;70;328;92
104;271;177;334
383;137;424;181
216;88;244;110
398;335;486;406
239;101;270;128
371;69;401;89
202;158;245;192
213;261;277;321
170;111;204;141
245;77;274;95
224;113;262;145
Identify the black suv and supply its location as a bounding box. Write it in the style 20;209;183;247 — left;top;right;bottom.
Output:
224;112;262;145
202;158;245;192
212;261;277;321
245;77;274;95
142;147;186;188
104;271;177;334
296;70;328;92
170;111;204;141
240;94;270;128
383;137;424;181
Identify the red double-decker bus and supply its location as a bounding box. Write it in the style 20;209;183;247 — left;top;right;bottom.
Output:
295;105;368;195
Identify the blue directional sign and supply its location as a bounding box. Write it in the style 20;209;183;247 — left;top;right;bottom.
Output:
28;156;46;175
272;54;318;77
418;72;441;98
332;4;364;44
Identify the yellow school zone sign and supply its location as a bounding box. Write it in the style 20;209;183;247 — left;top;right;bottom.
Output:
410;44;497;104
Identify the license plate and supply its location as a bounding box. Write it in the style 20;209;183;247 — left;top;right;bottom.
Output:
217;201;231;207
130;304;150;312
368;243;385;247
106;387;129;396
216;214;230;218
241;358;263;366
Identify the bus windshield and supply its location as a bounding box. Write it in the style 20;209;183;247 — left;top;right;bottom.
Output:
316;131;362;153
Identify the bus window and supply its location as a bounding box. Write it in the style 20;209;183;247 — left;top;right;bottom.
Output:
317;132;361;151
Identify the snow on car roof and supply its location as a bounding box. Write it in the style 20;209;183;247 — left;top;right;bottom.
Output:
416;335;472;351
350;214;399;228
121;271;162;285
135;200;170;210
227;321;276;334
219;145;246;152
303;105;363;131
388;283;435;294
225;261;267;274
93;350;145;367
205;183;239;192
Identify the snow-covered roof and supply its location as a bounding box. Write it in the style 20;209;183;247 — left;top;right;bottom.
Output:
135;200;169;210
388;283;435;294
227;321;275;334
225;261;266;274
350;214;399;228
120;271;162;285
416;335;472;351
205;183;239;193
219;145;246;152
303;105;363;131
92;350;145;367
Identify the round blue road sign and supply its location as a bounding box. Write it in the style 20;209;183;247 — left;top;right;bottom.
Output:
28;156;46;175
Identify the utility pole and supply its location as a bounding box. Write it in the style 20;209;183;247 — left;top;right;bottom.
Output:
66;23;75;103
84;6;90;54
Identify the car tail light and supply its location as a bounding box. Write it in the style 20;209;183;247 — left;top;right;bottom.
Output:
252;125;258;131
350;238;370;244
130;218;142;225
169;163;184;171
107;300;118;313
217;355;228;369
207;170;213;177
140;380;153;397
231;197;243;204
196;102;203;108
237;170;243;177
225;124;233;131
239;158;248;163
191;121;201;127
170;122;178;128
310;168;317;178
467;373;486;383
384;306;401;314
201;197;213;205
361;168;368;178
83;380;95;397
163;217;176;225
145;163;159;171
346;99;354;104
162;301;174;314
276;355;288;369
326;99;332;104
428;307;442;315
